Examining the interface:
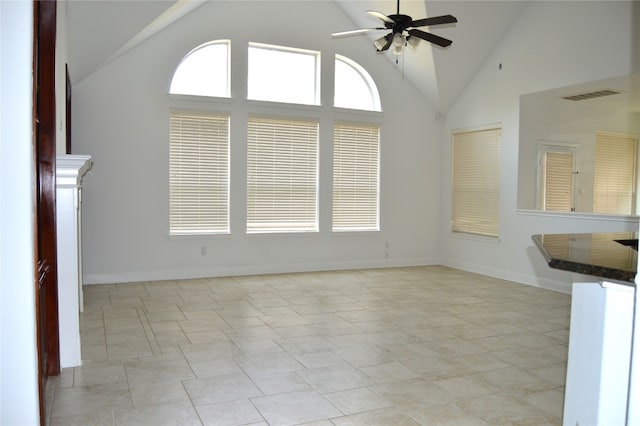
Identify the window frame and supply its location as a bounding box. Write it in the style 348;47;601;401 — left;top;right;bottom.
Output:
536;141;579;212
169;39;231;99
334;54;381;112
247;42;321;106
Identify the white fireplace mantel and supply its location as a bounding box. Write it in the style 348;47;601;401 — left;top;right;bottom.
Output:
56;155;92;188
56;154;92;368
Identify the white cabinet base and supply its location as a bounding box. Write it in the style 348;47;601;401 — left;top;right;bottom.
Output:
563;281;634;425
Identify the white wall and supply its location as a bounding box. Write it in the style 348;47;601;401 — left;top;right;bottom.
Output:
441;1;639;293
73;1;442;284
0;1;41;424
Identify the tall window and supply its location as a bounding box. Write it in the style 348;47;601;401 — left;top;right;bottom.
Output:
246;117;319;233
333;123;380;231
452;127;501;237
169;111;230;234
169;40;230;98
593;131;638;215
247;43;320;105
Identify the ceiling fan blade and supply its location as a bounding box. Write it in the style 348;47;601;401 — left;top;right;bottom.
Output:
331;28;386;38
410;14;458;28
366;10;395;24
408;28;453;47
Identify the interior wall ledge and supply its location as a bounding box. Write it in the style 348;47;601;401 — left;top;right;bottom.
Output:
515;209;640;224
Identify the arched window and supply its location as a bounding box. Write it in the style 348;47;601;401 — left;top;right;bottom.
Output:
168;42;383;236
169;40;231;236
170;40;230;97
334;55;381;112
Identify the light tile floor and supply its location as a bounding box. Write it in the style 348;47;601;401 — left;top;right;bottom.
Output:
47;266;570;425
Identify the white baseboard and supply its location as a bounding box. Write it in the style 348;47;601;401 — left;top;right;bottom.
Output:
83;256;441;285
441;257;573;294
84;257;573;294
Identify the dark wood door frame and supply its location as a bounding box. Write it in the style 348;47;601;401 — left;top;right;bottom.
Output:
34;0;60;424
66;63;71;154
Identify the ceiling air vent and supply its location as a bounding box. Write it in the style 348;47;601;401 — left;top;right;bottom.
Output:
562;89;621;101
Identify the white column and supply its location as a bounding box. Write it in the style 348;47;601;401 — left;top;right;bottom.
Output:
628;268;640;425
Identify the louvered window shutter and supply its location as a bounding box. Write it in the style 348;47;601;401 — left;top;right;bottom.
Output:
593;132;637;215
544;151;574;212
247;117;319;233
332;123;380;231
169;111;230;234
452;128;501;237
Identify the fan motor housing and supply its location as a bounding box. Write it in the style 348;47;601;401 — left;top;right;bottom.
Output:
386;14;413;32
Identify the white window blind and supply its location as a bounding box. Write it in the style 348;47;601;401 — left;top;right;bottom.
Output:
247;117;319;233
543;151;575;212
452;127;501;237
332;123;380;231
593;132;637;215
169;111;229;234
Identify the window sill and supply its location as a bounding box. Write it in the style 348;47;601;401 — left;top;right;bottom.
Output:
332;229;380;235
168;232;231;241
246;230;320;236
169;94;232;103
449;231;501;244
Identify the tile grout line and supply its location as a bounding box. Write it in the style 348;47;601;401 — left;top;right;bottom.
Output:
136;306;162;356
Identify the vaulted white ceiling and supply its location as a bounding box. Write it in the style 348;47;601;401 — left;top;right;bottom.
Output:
66;0;526;113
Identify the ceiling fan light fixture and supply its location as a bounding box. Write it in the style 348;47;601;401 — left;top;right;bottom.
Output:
392;33;405;55
406;35;421;49
374;36;388;51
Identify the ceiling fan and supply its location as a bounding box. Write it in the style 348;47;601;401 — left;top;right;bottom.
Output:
332;0;457;55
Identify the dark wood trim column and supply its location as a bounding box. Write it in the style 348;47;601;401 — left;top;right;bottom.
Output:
34;0;59;424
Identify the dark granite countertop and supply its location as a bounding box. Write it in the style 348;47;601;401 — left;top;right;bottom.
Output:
532;232;638;284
